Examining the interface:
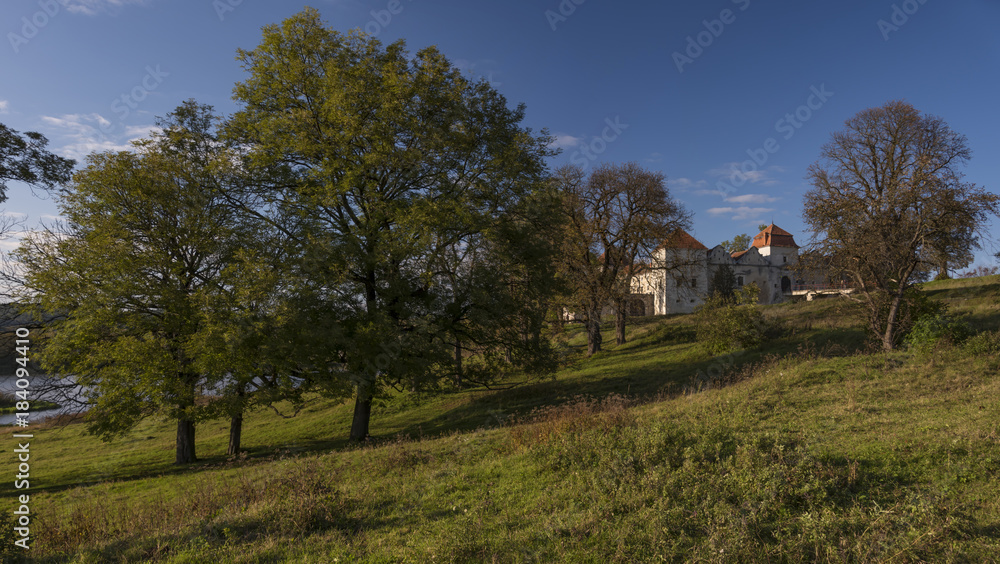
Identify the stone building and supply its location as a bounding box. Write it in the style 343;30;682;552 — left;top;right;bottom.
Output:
632;224;800;315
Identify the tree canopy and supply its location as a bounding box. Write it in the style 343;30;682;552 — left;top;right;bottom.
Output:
0;123;75;200
803;100;998;350
224;8;560;441
720;234;752;254
17;102;258;463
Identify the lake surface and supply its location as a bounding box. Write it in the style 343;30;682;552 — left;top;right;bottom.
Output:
0;374;84;426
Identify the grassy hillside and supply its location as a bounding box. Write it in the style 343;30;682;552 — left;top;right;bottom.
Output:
4;276;1000;562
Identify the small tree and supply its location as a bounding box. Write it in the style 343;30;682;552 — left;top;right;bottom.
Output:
720;234;752;254
708;263;737;302
555;162;690;352
803;101;998;350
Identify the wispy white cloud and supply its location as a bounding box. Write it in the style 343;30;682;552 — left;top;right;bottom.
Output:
706;206;776;221
672;177;708;191
708;162;782;186
0;100;8;114
548;134;583;150
63;0;150;16
646;152;663;163
41;113;151;161
724;193;779;205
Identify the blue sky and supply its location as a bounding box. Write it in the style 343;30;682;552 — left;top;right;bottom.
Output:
1;0;999;264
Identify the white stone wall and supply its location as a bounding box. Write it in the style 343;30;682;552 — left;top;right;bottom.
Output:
632;241;799;314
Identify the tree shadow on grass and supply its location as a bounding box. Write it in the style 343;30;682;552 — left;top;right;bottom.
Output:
387;329;867;441
24;324;869;491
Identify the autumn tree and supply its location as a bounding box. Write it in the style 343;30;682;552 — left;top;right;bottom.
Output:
224;9;559;442
556;162;690;352
803;101;998;350
17;102;258;464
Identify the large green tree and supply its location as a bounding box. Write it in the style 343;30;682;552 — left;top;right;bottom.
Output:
225;9;559;441
17;102;257;463
804;101;999;350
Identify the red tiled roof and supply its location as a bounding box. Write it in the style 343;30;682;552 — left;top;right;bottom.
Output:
731;250;749;260
660;229;708;250
752;224;799;249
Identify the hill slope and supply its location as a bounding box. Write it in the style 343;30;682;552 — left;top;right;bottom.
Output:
4;276;1000;562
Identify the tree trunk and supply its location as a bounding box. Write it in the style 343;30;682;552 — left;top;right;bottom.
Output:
176;418;197;464
454;338;463;387
882;291;905;351
615;299;627;345
228;414;243;457
227;385;245;456
586;309;603;356
349;385;372;442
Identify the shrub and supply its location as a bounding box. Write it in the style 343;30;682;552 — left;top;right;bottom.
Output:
695;283;773;354
904;312;972;353
962;329;1000;355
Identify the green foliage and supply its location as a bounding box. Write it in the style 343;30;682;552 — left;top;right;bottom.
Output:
720;233;751;253
15;101;259;462
905;312;972;353
863;287;944;349
0;122;75;200
695;283;770;354
707;263;736;302
963;329;1000;355
226;8;561;439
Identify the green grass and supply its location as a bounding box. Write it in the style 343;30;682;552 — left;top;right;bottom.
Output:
4;278;1000;562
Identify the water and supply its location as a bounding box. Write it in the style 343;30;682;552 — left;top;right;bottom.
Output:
0;374;84;426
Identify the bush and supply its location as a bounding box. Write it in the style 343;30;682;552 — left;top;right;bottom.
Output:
695;283;772;354
904;313;972;353
962;330;1000;355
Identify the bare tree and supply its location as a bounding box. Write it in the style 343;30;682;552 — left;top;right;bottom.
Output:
803;101;998;350
555;162;690;353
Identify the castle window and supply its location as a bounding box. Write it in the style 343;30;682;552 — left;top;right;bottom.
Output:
691;277;697;287
783;256;787;263
737;276;744;287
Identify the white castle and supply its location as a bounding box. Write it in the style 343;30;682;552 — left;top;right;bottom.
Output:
631;224;801;315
